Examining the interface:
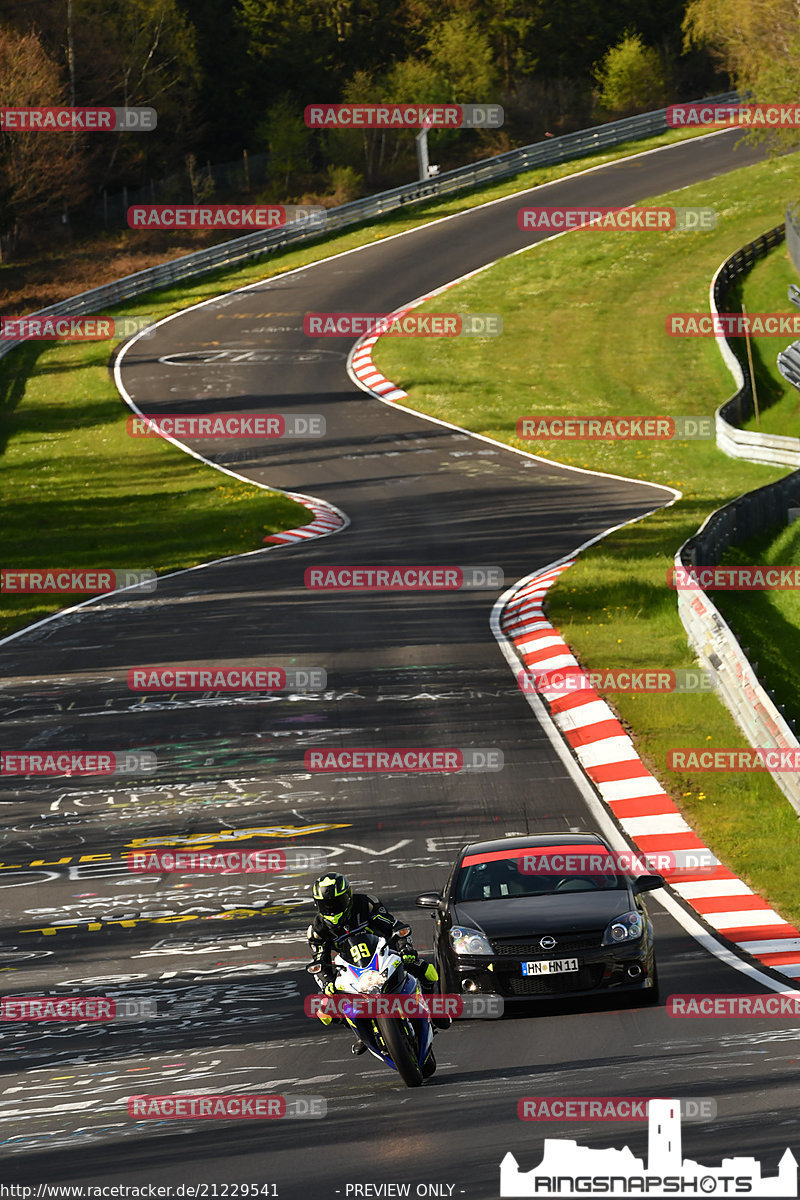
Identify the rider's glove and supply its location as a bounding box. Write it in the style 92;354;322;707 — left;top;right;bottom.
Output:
323;981;336;995
402;951;417;964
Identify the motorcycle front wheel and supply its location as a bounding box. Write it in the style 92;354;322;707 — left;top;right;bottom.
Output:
376;1016;424;1087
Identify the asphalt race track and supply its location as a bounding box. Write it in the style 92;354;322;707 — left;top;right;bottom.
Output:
2;129;798;1194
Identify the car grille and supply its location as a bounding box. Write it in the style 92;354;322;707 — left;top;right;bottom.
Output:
507;965;605;995
491;932;604;958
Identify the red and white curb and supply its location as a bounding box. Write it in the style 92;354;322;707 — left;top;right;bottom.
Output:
350;332;408;402
263;493;346;545
502;561;800;984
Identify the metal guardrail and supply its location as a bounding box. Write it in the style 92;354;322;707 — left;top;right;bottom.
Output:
786;202;800;276
711;226;795;464
0;90;738;363
777;228;800;393
677;229;800;817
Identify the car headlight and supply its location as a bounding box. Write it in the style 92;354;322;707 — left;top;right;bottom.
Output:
602;910;645;945
450;926;494;956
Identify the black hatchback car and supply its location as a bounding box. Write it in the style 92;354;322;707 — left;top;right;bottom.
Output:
416;833;663;1004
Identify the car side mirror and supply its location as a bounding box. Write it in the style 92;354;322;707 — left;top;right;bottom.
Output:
633;874;665;894
416;892;442;909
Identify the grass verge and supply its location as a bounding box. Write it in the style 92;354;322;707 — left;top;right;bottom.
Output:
372;151;800;927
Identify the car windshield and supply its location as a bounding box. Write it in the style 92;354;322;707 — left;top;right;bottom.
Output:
453;855;627;902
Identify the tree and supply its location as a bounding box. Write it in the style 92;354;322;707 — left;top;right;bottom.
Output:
0;26;89;252
257;99;311;194
594;32;667;114
683;0;798;90
426;13;498;102
683;0;800;149
1;0;202;185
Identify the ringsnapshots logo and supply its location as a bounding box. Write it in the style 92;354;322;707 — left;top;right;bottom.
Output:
0;106;156;131
1;996;158;1022
305;993;503;1019
304;748;504;773
304;313;502;337
0;315;156;342
128;205;325;230
669;565;800;590
517;667;716;695
516;416;713;440
668;102;800;129
305;566;504;590
128;1094;326;1119
667;313;800;337
0;751;157;777
304;103;503;128
1;568;156;594
517;207;716;233
126;847;326;874
127;667;326;693
127;414;326;439
517;1097;717;1123
499;1097;797;1198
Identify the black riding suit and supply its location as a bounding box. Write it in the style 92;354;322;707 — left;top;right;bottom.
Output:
306;892;433;993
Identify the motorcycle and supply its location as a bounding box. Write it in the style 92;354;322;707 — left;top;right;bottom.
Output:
308;925;436;1087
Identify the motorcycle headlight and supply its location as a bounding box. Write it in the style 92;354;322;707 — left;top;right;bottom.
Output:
450;926;494;956
602;910;645;945
355;969;386;993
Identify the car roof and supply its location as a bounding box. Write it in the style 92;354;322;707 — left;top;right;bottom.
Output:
459;833;610;858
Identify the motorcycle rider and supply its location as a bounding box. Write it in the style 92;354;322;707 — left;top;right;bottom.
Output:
307;872;450;1055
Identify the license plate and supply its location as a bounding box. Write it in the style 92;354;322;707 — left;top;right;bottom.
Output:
522;957;579;975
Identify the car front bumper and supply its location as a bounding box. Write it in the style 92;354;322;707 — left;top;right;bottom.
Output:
450;941;655;1000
